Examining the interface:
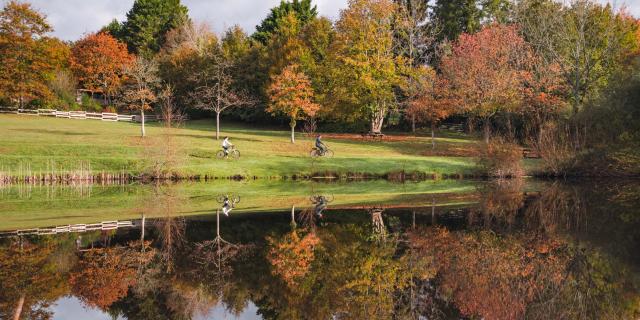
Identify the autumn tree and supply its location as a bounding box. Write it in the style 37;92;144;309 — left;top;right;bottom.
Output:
515;0;639;114
0;1;63;107
441;24;527;142
404;66;458;148
267;229;320;288
267;64;320;143
120;57;160;137
70;32;133;105
190;51;255;140
332;0;403;134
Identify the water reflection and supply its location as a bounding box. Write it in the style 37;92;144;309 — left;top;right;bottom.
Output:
0;180;639;319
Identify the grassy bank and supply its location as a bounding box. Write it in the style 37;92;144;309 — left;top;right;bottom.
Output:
0;114;488;179
0;179;483;230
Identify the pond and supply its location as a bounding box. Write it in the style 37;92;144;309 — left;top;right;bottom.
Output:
0;179;639;319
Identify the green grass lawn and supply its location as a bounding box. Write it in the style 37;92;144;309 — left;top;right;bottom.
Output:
0;114;482;178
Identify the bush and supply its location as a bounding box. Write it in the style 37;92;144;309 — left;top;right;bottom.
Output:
530;122;584;176
477;137;524;178
80;94;103;112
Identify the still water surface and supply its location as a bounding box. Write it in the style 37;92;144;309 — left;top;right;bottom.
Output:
0;179;638;319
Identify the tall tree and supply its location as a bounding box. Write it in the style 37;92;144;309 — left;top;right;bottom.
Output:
117;0;188;57
253;0;318;44
70;32;133;105
515;0;639;114
267;64;320;143
190;53;255;140
121;57;160;137
441;24;527;142
332;0;403;134
0;1;61;108
404;66;458;148
430;0;481;41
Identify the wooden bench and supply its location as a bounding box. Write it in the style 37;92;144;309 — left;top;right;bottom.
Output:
361;131;385;140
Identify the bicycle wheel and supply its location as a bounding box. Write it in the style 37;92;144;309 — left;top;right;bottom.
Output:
309;195;319;203
324;149;334;158
310;149;319;158
231;150;240;160
216;150;226;159
216;195;226;203
232;194;241;204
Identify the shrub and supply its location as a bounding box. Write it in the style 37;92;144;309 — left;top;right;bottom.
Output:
477;137;524;178
530;122;584;176
81;94;103;112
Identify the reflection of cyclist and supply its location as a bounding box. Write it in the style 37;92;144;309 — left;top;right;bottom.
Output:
222;136;233;156
222;197;233;216
314;196;328;218
315;135;327;155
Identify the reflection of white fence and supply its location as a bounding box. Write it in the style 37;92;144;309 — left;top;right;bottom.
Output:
0;220;135;238
0;107;159;123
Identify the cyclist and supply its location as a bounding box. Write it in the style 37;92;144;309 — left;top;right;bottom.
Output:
315;135;328;156
314;196;328;219
222;196;233;216
222;136;233;156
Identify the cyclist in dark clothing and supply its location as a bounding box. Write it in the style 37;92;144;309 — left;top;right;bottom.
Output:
315;135;327;155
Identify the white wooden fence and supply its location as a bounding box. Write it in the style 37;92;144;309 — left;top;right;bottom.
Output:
0;107;159;123
0;220;135;238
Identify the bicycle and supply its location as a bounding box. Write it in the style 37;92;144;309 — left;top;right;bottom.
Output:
217;194;241;204
216;146;240;160
309;194;334;204
310;147;334;158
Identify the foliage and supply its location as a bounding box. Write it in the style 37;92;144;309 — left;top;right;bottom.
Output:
116;0;189;57
267;229;320;287
430;0;481;41
331;0;403;133
70;32;133;104
441;24;527;142
0;1;64;107
267;64;320;143
253;0;318;44
477;137;524;178
48;70;78;109
120;57;160;137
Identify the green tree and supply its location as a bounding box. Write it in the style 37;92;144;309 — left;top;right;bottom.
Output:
118;0;188;57
253;0;318;44
430;0;481;41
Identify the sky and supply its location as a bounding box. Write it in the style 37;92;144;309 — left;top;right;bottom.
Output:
0;0;637;42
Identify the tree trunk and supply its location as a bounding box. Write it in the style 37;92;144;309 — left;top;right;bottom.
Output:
483;120;490;144
370;103;386;134
140;109;146;137
215;112;220;140
290;119;296;144
411;114;416;133
12;294;25;320
431;122;436;149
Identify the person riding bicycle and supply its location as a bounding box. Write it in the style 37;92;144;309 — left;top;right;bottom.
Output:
222;136;233;156
222;196;233;216
315;135;328;155
314;196;328;219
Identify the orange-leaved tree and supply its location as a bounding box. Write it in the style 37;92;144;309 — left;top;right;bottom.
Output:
70;32;133;105
441;24;527;143
121;57;159;137
267;64;320;143
0;1;64;107
404;65;459;148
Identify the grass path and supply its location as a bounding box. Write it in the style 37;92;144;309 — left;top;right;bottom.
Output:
0;114;482;178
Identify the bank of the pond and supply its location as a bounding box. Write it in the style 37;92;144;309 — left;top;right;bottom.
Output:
1;114;506;180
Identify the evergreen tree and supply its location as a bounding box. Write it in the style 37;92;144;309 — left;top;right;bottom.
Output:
119;0;188;57
430;0;481;41
253;0;318;44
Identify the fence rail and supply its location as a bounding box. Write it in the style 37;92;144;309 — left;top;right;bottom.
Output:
0;220;135;238
0;107;159;123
